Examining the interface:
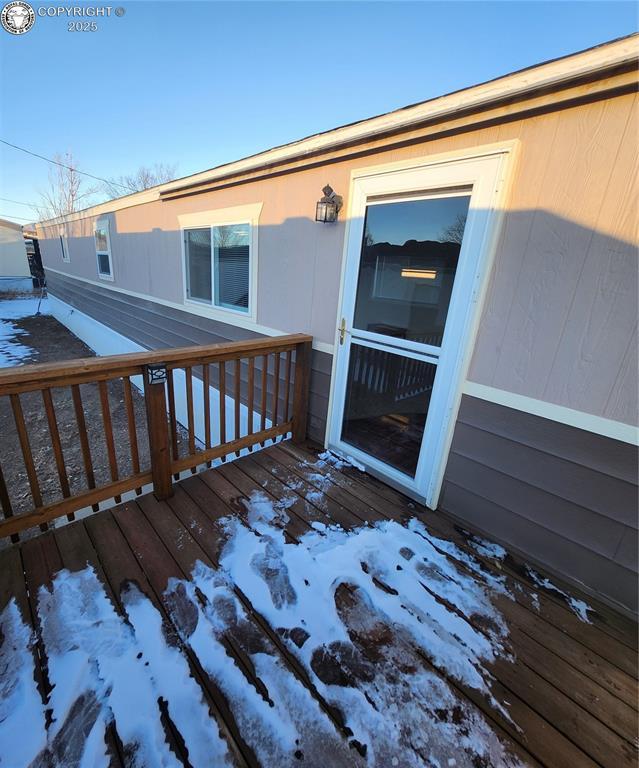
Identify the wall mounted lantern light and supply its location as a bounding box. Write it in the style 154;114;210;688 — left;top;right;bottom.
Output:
315;184;343;223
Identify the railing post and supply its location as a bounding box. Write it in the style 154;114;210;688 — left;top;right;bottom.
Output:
292;340;312;444
144;363;173;500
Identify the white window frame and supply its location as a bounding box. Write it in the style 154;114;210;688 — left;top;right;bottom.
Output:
59;228;70;263
94;218;113;281
179;203;261;323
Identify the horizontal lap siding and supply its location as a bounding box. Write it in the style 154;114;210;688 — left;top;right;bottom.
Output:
46;271;332;442
441;395;638;614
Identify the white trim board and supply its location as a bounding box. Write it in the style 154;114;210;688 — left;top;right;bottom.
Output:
44;266;334;356
463;381;638;446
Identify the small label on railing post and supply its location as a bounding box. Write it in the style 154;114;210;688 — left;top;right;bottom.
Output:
146;364;168;385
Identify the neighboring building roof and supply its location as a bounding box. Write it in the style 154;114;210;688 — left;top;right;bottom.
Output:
0;217;24;232
37;33;638;227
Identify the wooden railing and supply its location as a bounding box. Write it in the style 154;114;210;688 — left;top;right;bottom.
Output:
0;334;312;540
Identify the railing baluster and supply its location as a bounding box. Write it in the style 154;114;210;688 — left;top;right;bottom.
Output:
71;384;99;511
260;353;268;447
0;461;18;543
219;361;226;462
203;364;212;468
234;358;241;457
10;394;46;531
123;378;142;494
283;349;292;427
98;381;121;503
42;388;73;520
247;357;255;449
272;351;280;440
185;366;196;472
166;369;180;480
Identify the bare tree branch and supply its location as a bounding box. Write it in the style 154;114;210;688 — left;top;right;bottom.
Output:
102;162;177;199
440;213;467;245
36;152;100;220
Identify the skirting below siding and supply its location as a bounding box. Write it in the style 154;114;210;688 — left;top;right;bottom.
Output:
441;395;638;615
46;270;332;442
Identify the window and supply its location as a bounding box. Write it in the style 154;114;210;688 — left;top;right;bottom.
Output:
184;222;251;313
94;219;113;279
59;229;70;263
185;228;212;302
354;194;471;345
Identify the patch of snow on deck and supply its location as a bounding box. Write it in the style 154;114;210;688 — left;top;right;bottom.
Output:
527;567;593;623
201;491;520;766
468;536;508;561
317;450;366;472
0;297;50;367
0;600;47;767
35;567;230;767
1;490;532;767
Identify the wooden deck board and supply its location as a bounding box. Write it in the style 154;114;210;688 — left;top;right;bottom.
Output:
278;441;639;671
1;440;636;768
276;441;639;708
252;444;632;768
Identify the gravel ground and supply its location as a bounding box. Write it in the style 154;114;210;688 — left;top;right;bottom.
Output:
0;298;186;544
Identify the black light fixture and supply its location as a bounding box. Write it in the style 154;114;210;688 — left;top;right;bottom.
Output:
315;184;343;223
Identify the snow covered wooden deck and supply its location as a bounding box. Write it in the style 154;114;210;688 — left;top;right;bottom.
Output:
1;441;637;768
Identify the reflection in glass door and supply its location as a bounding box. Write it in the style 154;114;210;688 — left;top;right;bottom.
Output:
341;343;437;476
339;192;471;478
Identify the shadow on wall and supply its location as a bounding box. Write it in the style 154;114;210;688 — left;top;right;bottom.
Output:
39;208;639;428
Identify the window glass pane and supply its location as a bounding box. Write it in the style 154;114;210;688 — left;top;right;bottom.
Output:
97;251;111;275
94;227;108;253
185;228;212;302
353;194;471;347
214;224;249;311
340;343;437;477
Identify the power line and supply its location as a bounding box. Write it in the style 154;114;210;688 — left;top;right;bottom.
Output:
0;212;35;221
0;139;135;192
0;196;40;208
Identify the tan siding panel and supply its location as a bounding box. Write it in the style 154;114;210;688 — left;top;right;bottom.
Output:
605;328;639;425
487;96;635;399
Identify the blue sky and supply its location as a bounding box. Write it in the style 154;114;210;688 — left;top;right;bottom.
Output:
0;1;636;223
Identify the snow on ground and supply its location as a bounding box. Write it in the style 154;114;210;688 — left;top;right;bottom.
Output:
0;485;595;767
0;297;50;367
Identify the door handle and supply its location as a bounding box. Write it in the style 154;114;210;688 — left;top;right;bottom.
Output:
339;318;347;345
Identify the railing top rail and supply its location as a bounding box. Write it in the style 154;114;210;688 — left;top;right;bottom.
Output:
0;333;313;394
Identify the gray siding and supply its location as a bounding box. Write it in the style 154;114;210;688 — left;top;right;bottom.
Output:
441;395;638;614
46;270;332;442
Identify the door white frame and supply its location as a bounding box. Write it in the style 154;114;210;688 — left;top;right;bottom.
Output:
326;144;516;509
